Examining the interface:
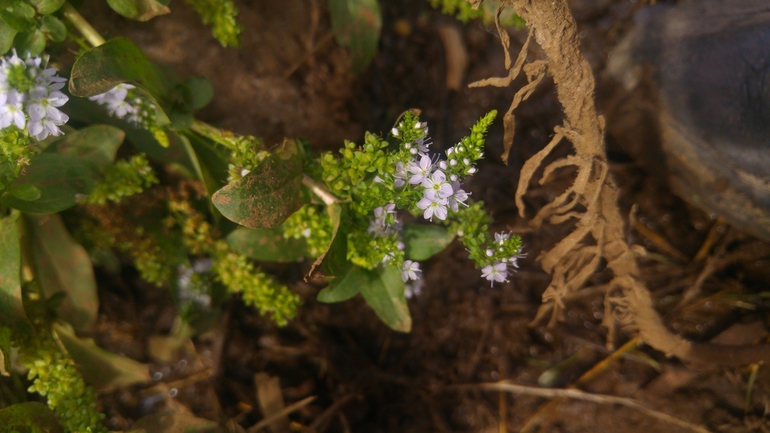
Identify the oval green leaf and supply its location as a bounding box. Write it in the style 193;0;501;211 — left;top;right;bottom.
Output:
30;0;65;14
27;214;98;333
40;15;66;43
8;184;40;201
0;20;18;55
106;0;170;21
227;226;306;263
317;264;364;303
212;140;303;229
69;37;173;102
359;265;411;332
307;204;350;279
45;124;125;171
1;154;98;214
0;213;32;338
328;0;382;74
0;402;64;433
401;223;455;261
55;322;151;393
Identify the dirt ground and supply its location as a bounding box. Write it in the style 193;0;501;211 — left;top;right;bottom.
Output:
67;0;770;431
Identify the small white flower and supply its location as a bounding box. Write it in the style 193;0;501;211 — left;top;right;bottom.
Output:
468;167;477;174
301;228;312;238
449;159;457;166
405;278;423;299
402;260;421;282
446;147;454;156
392;127;399;137
450;174;458;182
481;262;508;286
495;232;510;244
439;161;447;170
422;169;453;200
447;182;469;211
394;162;407;188
0;90;26;130
463;158;470;165
241;168;251;177
486;249;493;257
417;195;448;221
408;154;432;185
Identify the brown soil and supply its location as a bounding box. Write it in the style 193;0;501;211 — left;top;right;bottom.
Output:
62;0;770;431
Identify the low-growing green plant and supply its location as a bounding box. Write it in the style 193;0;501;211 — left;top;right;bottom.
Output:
0;0;523;431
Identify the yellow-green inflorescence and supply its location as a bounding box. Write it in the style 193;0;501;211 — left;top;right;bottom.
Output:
282;205;333;259
170;199;300;326
20;333;105;433
0;126;33;192
86;154;159;205
185;0;243;47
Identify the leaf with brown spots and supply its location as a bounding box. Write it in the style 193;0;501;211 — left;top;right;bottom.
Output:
212;140;303;229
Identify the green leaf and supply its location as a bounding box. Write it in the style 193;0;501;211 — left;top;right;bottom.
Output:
307;204;349;278
0;213;31;338
328;0;381;74
1;4;35;33
69;37;173;102
359;265;411;332
1;154;98;214
179;76;213;110
62;94;185;165
8;184;40;201
317;265;363;302
13;28;44;55
39;15;66;43
0;402;64;433
0;326;11;376
402;224;454;261
106;0;169;21
212;140;303;229
127;411;223;433
54;322;151;393
0;20;18;55
30;0;65;14
318;265;411;332
27;214;98;333
45;125;125;171
227;226;306;263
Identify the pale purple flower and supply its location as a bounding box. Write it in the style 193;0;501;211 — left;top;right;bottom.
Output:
402;260;421;282
26;86;68;140
422;169;453;200
481;262;508;286
417;195;448;221
408;154;432;185
394;162;407;188
447;182;469;212
495;232;510;244
0;90;26;130
405;279;423;299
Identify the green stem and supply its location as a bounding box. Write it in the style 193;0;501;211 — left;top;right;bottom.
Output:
190;120;239;150
61;2;106;48
302;174;339;206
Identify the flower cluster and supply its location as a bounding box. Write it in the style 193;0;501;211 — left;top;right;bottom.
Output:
0;51;69;141
89;83;157;128
20;333;106;433
479;232;526;286
86;154;159;205
318;110;522;292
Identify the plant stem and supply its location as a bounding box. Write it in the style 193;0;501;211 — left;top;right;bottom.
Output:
302;174;339;206
61;2;106;48
189;120;239;150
